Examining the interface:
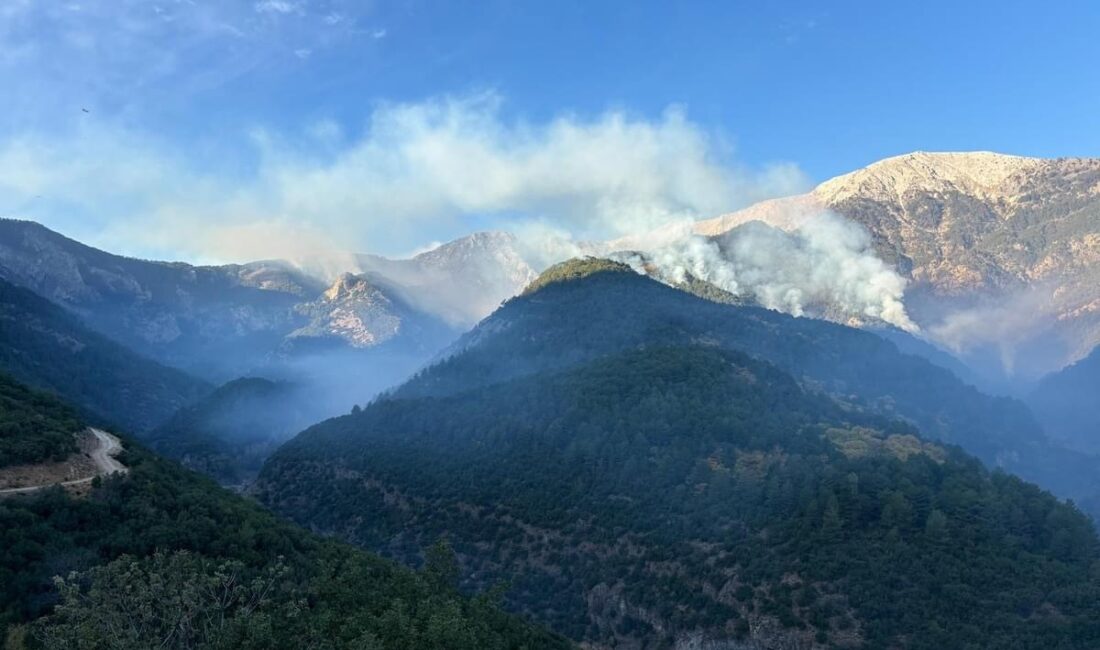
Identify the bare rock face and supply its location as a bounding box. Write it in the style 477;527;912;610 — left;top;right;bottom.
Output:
695;152;1100;380
288;273;403;348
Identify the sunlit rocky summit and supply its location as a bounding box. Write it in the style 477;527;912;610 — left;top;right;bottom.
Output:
698;151;1100;380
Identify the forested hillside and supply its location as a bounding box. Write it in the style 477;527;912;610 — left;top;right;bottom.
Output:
0;376;568;650
0;374;81;468
147;377;317;486
259;345;1100;649
1029;345;1100;455
0;276;209;433
405;260;1100;510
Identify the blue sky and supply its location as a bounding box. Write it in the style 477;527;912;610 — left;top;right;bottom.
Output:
1;1;1098;262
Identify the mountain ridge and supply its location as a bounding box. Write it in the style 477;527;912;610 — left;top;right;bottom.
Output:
694;151;1100;381
259;317;1100;648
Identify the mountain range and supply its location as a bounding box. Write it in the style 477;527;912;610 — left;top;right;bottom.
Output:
0;219;534;384
3;150;1100;648
256;260;1100;649
4;151;1100;391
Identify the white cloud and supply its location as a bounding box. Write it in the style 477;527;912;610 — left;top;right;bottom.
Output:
0;94;809;266
256;93;807;242
255;1;301;15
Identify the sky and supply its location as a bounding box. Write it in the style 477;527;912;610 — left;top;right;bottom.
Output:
2;0;1099;263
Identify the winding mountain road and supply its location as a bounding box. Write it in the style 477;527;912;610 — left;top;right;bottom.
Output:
0;428;128;495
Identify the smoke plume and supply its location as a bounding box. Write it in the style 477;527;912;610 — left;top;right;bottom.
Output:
605;213;917;332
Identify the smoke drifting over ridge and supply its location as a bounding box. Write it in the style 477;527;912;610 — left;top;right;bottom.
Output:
595;213;917;332
0;92;916;335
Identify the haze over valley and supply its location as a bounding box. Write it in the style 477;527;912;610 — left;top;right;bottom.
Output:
2;2;1100;649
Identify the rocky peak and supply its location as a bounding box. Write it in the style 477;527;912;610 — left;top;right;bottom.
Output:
289;274;403;349
322;272;376;302
814;151;1046;205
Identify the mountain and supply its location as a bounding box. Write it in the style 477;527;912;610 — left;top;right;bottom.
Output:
283;272;458;354
358;231;538;328
0;219;465;382
145;377;320;487
0;275;209;433
1028;345;1100;455
694;152;1100;383
0;219;324;380
0;219;477;428
0;373;568;649
385;259;1100;506
257;318;1100;647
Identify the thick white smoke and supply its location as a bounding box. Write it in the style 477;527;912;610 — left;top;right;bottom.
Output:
607;213;918;332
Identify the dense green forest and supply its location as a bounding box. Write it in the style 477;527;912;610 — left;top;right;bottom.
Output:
409;260;1100;514
147;377;315;486
0;374;81;468
0;276;210;434
259;344;1100;649
0;376;568;649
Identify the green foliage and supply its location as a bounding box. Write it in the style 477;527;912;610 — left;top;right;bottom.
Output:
34;551;291;650
424;539;460;593
261;346;1100;649
402;264;1100;516
0;277;209;433
521;257;634;295
0;373;81;467
0;379;569;650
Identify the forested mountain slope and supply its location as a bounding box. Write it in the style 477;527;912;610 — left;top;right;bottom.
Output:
0;219;320;380
0;276;209;433
0;374;568;650
259;345;1100;649
1029;345;1100;455
147;377;320;486
402;259;1100;508
0;374;81;468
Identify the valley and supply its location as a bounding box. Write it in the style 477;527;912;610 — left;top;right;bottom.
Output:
6;5;1100;648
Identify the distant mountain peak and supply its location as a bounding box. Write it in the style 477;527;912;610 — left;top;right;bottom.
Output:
322;272;377;302
693;150;1100;380
358;230;537;327
814;150;1048;204
290;273;402;348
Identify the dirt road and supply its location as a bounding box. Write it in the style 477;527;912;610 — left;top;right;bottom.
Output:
0;428;127;495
